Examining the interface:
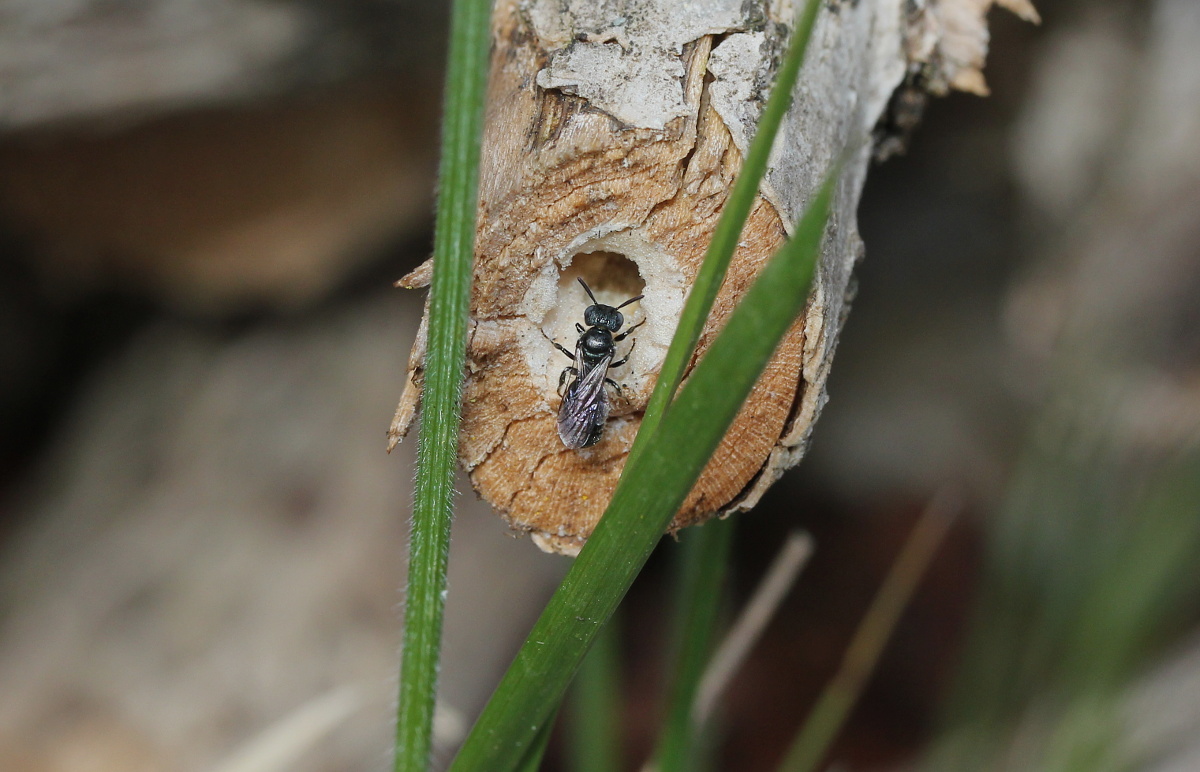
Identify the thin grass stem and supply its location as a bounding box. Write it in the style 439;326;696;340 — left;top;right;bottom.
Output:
393;0;493;769
569;620;623;772
627;0;824;464
653;518;737;772
776;491;959;772
693;531;814;726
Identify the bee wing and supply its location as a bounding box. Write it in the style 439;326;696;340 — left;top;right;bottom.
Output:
557;352;612;449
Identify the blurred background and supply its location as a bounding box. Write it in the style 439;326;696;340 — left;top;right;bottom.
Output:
1;0;1198;771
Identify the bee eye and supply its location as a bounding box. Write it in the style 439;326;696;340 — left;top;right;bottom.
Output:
610;311;623;331
584;306;601;326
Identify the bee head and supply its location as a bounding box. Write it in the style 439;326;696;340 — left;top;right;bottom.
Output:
576;278;642;333
584;304;623;332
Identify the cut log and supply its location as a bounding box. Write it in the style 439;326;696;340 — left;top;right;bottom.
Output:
390;0;1037;555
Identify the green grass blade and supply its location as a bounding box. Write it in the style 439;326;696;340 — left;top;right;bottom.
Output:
629;0;823;462
515;711;558;772
653;518;736;772
393;0;493;770
447;165;839;772
568;619;623;772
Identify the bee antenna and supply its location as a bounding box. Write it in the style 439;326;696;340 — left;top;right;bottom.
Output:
616;294;644;310
577;277;599;305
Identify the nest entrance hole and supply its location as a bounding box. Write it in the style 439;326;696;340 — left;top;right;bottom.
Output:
540;251;646;392
558;251;645;315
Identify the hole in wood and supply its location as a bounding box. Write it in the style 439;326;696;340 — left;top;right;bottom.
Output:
559;250;645;311
539;250;647;403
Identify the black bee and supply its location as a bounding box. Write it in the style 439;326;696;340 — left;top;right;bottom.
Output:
546;278;644;449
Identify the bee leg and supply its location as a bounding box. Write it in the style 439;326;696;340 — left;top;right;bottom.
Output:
610;339;637;368
605;378;624;398
613;319;645;342
576;323;586;335
558;367;578;397
541;329;575;360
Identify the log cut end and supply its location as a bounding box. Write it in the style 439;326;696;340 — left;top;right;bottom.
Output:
393;0;1039;554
